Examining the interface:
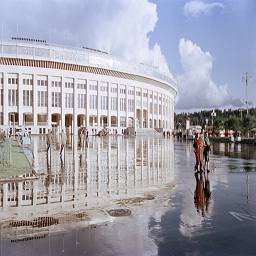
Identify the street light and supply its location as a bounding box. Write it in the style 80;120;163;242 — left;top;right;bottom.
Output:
211;110;216;135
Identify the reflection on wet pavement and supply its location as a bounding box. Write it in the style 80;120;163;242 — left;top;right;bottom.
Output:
1;138;256;255
0;136;174;247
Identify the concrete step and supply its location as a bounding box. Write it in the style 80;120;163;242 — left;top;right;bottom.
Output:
135;128;160;135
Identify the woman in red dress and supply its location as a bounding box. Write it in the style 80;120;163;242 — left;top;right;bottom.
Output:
193;133;201;172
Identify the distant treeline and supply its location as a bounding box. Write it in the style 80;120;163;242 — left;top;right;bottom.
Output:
175;108;256;133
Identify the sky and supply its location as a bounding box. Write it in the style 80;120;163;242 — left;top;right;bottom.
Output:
0;0;255;112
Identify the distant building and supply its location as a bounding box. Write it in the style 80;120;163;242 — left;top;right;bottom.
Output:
0;40;177;135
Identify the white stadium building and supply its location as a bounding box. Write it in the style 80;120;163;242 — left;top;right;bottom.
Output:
0;38;177;135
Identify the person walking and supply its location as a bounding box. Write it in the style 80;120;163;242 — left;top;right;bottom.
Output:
203;131;211;172
193;133;201;173
60;129;67;156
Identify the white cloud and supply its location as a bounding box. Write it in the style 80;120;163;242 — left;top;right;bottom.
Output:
0;0;171;76
184;0;224;17
176;38;241;110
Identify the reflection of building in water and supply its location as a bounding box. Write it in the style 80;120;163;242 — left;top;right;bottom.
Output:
0;136;174;223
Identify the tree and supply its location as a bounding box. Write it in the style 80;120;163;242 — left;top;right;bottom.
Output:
242;115;256;137
213;118;223;130
223;117;241;132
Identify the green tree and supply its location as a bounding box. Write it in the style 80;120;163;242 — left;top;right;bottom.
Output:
242;115;256;137
213;118;223;130
224;117;241;131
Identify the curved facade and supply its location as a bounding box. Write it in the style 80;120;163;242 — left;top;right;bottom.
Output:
0;41;177;134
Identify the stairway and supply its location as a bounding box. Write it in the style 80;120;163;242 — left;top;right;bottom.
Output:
135;128;161;136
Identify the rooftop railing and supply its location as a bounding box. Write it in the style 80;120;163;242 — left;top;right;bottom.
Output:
0;41;176;89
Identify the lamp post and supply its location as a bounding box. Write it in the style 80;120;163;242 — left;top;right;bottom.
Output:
242;72;252;116
211;110;216;136
205;118;209;132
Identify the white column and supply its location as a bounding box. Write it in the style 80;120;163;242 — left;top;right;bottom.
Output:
97;81;100;127
133;87;136;128
47;75;52;129
161;94;164;129
147;90;150;128
117;83;120;128
157;93;159;128
32;180;38;206
73;78;78;135
140;88;143;128
3;72;8;127
152;92;155;129
18;73;23;126
125;85;128;127
167;96;170;129
107;83;111;127
17;182;23;207
86;83;89;126
33;74;38;128
2;183;8;209
61;76;65;129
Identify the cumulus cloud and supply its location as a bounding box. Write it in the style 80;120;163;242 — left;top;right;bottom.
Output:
176;38;242;110
184;0;224;17
0;0;171;76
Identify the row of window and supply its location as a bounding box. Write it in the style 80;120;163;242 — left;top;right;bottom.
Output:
2;78;168;101
1;90;169;111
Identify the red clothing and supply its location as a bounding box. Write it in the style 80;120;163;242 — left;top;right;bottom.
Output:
193;138;201;164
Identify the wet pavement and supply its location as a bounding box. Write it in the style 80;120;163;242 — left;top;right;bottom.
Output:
0;137;256;256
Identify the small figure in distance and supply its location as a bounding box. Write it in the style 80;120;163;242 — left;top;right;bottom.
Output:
60;129;67;156
203;131;211;173
46;129;53;153
193;133;201;173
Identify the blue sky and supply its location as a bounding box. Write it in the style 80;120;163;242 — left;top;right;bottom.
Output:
1;0;255;111
150;0;256;110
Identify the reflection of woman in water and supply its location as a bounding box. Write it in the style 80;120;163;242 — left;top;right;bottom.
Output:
194;171;211;216
194;173;205;216
204;170;211;212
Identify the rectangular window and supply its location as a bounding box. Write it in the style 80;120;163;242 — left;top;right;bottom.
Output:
128;89;134;95
23;90;33;106
89;84;98;91
120;116;126;127
51;92;61;107
37;91;48;107
154;104;157;114
78;94;86;108
8;89;18;106
65;93;74;108
136;100;141;107
110;87;117;93
23;78;33;85
8;78;18;85
128;99;134;112
120;88;126;94
65;82;74;88
52;81;61;87
136;91;141;96
90;95;97;109
111;97;117;111
120;98;126;111
37;80;47;86
150;103;153;113
77;83;86;89
0;89;3;106
0;112;3;125
100;96;108;110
